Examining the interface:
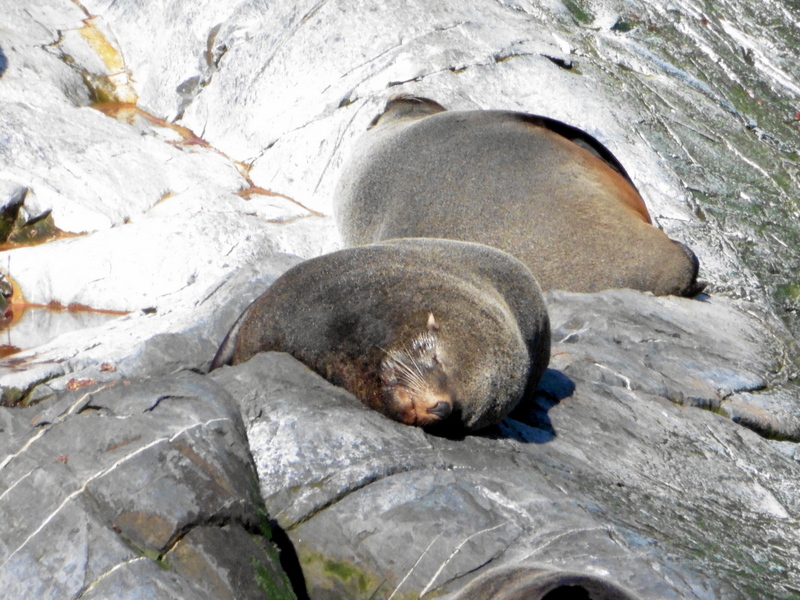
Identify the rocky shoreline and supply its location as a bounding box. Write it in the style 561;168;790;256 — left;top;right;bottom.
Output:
2;0;799;598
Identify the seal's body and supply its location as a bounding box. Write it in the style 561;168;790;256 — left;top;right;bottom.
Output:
212;238;550;432
335;96;702;297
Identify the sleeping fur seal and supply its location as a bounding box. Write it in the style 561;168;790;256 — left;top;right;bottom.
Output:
211;238;550;432
334;95;703;297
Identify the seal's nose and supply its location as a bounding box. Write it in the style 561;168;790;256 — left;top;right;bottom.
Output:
427;401;452;419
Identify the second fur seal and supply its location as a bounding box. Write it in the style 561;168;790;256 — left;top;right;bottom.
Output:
211;238;550;432
334;95;704;297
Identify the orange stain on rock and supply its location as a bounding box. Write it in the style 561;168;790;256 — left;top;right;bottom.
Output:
236;185;324;217
66;378;96;391
93;103;211;148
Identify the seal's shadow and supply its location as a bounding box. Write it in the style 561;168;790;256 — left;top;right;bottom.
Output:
424;369;575;442
481;369;575;443
0;47;7;79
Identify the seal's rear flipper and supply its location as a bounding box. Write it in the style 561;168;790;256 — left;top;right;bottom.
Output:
209;302;253;371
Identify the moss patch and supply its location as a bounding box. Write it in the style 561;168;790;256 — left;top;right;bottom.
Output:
252;556;297;600
300;552;390;599
563;0;594;24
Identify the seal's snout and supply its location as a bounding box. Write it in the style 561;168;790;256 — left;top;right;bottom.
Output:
427;400;452;419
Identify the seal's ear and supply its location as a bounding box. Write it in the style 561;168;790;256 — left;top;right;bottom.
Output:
427;312;439;332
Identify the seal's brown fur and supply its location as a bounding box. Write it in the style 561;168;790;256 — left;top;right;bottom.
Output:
212;238;550;432
335;95;703;297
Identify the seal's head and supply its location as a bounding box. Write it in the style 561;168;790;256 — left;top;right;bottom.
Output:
380;313;453;426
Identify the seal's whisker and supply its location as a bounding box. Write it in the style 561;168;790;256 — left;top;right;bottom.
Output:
384;352;428;389
381;328;445;392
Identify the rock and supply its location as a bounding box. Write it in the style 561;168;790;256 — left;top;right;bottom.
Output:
164;523;296;600
1;0;800;598
0;181;27;242
0;362;66;406
722;384;800;441
543;289;800;441
0;371;295;599
210;288;800;599
545;290;787;408
0;251;303;406
443;564;643;600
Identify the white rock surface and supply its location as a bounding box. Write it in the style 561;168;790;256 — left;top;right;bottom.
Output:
1;0;798;410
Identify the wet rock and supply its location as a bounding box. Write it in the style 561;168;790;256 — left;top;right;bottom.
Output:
1;308;123;358
0;251;302;406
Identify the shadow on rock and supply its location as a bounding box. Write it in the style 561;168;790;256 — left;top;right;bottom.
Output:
270;520;310;600
447;564;640;600
424;368;574;440
480;368;576;443
421;403;470;439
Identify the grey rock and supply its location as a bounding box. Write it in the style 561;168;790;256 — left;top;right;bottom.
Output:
722;384;800;441
0;362;66;406
442;563;643;600
165;524;295;600
0;372;294;599
771;440;800;462
116;332;219;379
212;289;800;599
544;289;800;442
545;290;788;407
210;352;445;528
79;557;213;600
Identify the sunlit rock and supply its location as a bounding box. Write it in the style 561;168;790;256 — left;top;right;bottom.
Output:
1;0;799;598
